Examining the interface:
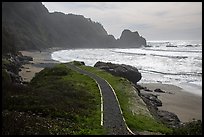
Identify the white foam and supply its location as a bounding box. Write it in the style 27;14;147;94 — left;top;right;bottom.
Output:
51;40;202;96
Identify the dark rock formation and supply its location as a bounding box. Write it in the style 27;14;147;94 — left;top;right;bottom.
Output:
2;52;33;84
185;44;193;47
117;29;146;48
6;70;23;84
79;61;85;65
139;91;162;110
157;110;180;128
137;84;181;128
166;45;177;47
154;88;165;93
145;89;153;92
18;55;33;62
94;61;142;84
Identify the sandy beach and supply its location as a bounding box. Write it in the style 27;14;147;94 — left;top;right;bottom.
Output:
19;48;60;82
139;83;202;123
19;49;202;123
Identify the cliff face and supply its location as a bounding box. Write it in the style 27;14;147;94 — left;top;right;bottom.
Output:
2;2;146;54
2;2;52;51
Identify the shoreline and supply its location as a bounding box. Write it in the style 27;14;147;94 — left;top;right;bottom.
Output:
19;48;60;82
139;83;202;123
19;49;202;123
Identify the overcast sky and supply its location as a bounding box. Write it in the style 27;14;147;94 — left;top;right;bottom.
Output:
42;2;202;41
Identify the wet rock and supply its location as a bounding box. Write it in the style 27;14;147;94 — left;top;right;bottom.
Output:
185;44;193;47
166;45;177;47
135;84;145;90
154;88;165;93
145;89;153;92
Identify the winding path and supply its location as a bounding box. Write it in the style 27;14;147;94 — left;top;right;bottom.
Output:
66;64;134;135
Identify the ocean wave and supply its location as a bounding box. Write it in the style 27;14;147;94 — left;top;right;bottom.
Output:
150;54;188;59
194;57;202;60
111;50;189;59
110;50;146;56
140;69;202;76
143;48;202;53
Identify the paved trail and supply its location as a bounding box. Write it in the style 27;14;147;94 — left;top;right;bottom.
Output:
66;64;133;135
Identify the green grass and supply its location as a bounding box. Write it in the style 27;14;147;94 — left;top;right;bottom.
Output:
2;69;12;86
78;64;172;134
2;63;105;135
2;58;11;68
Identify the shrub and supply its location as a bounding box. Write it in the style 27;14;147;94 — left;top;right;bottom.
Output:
171;120;202;135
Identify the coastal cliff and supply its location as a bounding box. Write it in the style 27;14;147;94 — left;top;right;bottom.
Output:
2;2;146;54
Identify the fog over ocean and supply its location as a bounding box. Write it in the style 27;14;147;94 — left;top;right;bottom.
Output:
51;40;202;96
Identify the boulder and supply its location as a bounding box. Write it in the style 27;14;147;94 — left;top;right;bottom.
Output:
140;92;162;108
94;61;142;84
157;110;181;128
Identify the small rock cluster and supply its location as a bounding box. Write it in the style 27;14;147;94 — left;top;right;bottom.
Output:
2;52;33;84
136;85;181;128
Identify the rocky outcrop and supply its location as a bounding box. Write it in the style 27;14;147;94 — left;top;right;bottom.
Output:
117;29;146;48
157;110;180;128
138;85;181;128
18;55;33;63
6;70;23;84
2;52;33;84
94;61;142;84
139;92;162;110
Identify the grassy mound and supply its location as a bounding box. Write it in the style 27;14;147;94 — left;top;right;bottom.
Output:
78;64;172;134
2;63;104;135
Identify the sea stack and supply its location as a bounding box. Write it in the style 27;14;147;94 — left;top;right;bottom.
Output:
117;29;147;48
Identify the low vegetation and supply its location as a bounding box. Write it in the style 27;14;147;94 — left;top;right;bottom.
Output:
2;61;201;135
171;120;202;135
2;63;105;135
77;63;172;134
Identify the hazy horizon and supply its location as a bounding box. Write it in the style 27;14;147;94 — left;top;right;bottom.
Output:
43;2;202;41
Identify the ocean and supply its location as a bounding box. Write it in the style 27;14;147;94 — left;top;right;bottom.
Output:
51;40;202;96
